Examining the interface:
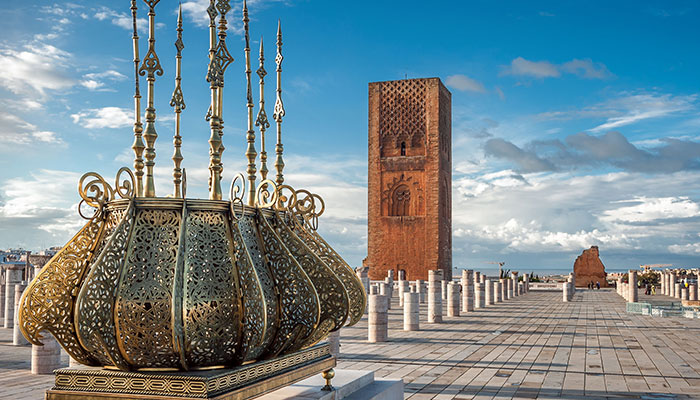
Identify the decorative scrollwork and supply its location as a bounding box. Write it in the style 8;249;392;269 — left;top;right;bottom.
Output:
255;179;278;208
139;46;164;78
229;173;246;220
206;41;234;88
275;184;297;211
115;167;136;200
79;172;113;211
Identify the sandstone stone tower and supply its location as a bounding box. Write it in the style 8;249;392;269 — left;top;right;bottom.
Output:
366;78;452;281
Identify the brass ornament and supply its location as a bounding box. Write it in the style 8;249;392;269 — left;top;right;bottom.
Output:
18;2;366;374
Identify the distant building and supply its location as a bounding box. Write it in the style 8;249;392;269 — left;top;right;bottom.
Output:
365;78;452;281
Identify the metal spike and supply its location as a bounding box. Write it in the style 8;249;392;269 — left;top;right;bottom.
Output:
273;19;286;187
138;0;163;198
243;0;257;206
170;3;185;198
130;0;145;197
256;36;270;183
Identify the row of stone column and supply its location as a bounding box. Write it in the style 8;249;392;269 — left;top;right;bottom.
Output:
659;270;698;301
365;269;530;342
0;265;64;374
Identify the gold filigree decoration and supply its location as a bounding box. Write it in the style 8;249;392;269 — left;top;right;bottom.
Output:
182;210;242;366
256;212;319;358
255;179;278;208
76;202;136;370
115;208;181;369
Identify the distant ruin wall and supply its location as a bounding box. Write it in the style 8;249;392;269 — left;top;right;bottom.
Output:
573;246;609;287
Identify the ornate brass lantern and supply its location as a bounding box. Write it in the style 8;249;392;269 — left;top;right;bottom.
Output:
17;0;365;373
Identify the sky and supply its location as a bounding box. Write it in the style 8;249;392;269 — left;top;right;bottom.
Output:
1;0;700;274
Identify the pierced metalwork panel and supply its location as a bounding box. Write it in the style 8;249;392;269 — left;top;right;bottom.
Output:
270;213;348;349
291;220;366;327
18;217;105;366
236;214;278;361
76;203;136;369
256;213;319;358
115;208;181;369
229;215;266;362
182;211;242;366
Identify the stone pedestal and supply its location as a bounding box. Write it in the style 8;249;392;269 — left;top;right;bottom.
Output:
675;283;681;300
441;280;447;301
13;282;28;345
563;282;570;302
461;270;473;312
428;270;443;323
368;294;388;342
691;284;698;301
397;280;409;307
328;330;340;358
507;276;514;299
447;282;459;317
380;282;391;310
4;267;23;328
484;279;492;306
403;292;419;331
671;273;677;297
32;333;62;374
628;270;638;303
0;280;5;322
518;282;523;295
473;271;481;286
416;279;425;304
495;281;503;303
370;285;379;295
682;287;689;301
500;279;507;301
660;272;665;295
475;282;485;308
523;273;530;293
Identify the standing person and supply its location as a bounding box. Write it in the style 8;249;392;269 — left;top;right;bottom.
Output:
652;285;656;295
596;281;600;290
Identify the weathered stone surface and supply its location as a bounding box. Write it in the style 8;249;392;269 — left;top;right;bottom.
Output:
366;78;452;281
573;246;609;287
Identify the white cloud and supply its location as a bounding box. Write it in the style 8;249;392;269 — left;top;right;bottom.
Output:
590;93;696;132
445;74;486;93
80;70;127;91
502;57;611;80
601;197;700;223
0;42;75;97
71;107;132;129
0;112;63;145
502;57;560;78
94;7;150;31
669;243;700;255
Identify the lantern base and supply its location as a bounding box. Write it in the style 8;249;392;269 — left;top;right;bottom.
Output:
46;343;335;400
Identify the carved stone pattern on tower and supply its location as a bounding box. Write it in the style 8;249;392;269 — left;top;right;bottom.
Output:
379;80;426;148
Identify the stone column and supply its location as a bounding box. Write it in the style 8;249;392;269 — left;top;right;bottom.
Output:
480;274;486;284
628;270;638;303
398;280;409;307
670;272;677;297
4;266;23;328
563;281;570;302
660;272;665;295
681;287;689;301
473;271;481;286
461;270;474;312
691;284;698;301
500;278;508;300
380;282;391;310
617;277;623;297
484;279;492;306
387;269;395;287
328;330;340;358
370;285;379;295
416;279;425;304
403;291;419;331
441;279;448;301
398;270;406;281
675;283;681;299
31;333;62;374
475;282;485;309
367;294;388;342
447;282;460;317
495;281;503;303
523;274;529;293
356;268;369;295
13;282;28;345
428;270;443;323
518;282;523;295
510;273;517;298
0;277;4;322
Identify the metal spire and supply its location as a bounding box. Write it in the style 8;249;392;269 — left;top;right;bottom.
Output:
170;4;185;198
138;0;163;198
205;0;233;200
243;0;257;206
256;36;270;183
273;19;286;187
130;0;145;197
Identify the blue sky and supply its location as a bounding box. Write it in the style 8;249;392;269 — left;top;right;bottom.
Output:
1;0;700;274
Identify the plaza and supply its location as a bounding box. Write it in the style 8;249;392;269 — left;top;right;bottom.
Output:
4;287;700;399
